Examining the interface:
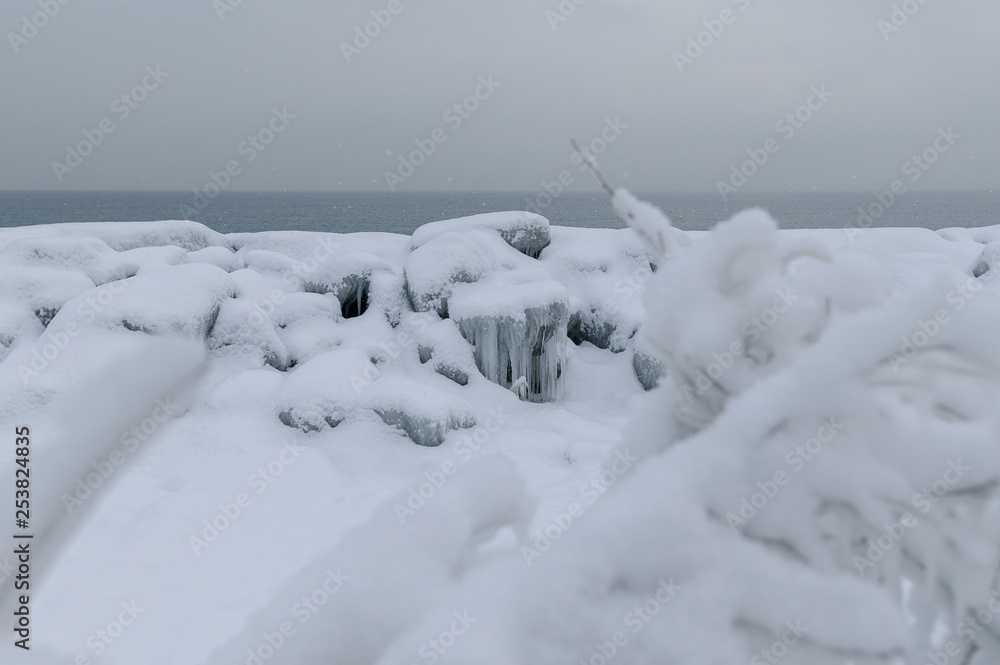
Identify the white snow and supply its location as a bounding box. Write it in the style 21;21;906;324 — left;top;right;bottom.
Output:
1;204;999;665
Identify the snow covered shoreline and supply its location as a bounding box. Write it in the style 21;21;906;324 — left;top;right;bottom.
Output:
2;207;1000;664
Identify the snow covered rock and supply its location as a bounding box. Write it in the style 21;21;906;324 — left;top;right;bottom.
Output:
207;298;289;371
368;375;476;447
972;240;1000;278
58;263;235;338
301;251;393;319
404;232;492;317
186;245;242;272
276;349;374;431
411;211;551;258
410;316;477;386
450;273;569;402
631;336;664;391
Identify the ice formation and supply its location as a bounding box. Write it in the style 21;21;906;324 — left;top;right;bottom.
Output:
450;274;569;402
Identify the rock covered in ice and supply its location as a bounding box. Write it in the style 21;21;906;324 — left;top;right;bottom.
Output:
276;349;374;431
0;236;136;285
57;263;235;338
0;219;227;252
540;227;653;353
411;211;551;258
301;251;393;319
404;232;492;317
367;271;409;327
410;315;477;387
0;266;96;328
972;241;1000;278
207;298;289;371
187;245;242;272
369;375;476;447
450;272;569;402
631;336;664;391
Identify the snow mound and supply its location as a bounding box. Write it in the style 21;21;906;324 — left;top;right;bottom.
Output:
301;251;393;319
187;245;243;272
207;298;289;371
404;232;492;317
972;240;1000;278
0;219;226;252
631;336;664;391
0;236;135;285
411;211;551;258
276;349;374;431
367;375;477;447
56;263;235;338
0;265;96;328
412;316;477;386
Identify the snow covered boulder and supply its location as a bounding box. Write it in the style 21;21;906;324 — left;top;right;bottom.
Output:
275;349;375;431
368;375;476;447
301;251;394;319
631;336;664;391
450;273;569;402
0;236;135;285
207;298;289;371
972;240;1000;278
404;232;492;317
61;263;235;338
0;266;96;328
411;316;478;387
411;211;551;259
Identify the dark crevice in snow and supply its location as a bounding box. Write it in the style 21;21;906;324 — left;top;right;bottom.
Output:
34;307;59;328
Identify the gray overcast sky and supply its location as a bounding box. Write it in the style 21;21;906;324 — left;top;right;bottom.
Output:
1;0;997;193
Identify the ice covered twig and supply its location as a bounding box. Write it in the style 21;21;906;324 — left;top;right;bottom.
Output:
570;139;679;263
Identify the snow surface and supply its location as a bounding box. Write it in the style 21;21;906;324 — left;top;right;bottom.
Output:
1;205;999;665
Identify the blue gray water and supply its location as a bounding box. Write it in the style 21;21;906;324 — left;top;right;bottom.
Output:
0;191;996;235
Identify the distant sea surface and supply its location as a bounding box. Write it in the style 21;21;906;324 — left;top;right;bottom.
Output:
0;191;996;235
